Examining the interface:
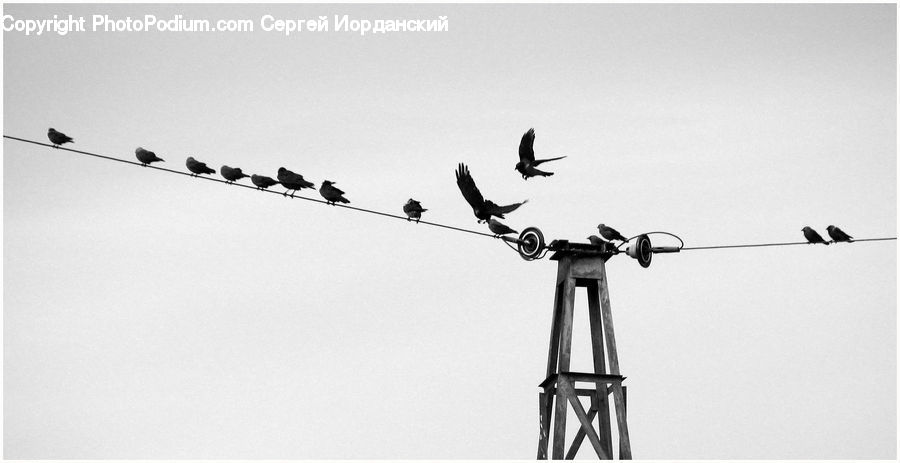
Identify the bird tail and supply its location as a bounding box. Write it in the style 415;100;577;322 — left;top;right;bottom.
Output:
340;197;350;204
159;158;165;162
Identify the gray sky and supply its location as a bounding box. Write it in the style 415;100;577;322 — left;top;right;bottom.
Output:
3;2;896;459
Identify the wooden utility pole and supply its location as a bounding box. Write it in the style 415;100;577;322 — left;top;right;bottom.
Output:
537;243;631;460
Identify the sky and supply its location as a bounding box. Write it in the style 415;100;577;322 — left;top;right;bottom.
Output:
3;2;897;459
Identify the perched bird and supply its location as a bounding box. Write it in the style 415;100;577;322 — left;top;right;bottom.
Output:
186;156;215;177
488;218;517;238
597;223;628;242
403;199;427;223
515;128;566;180
455;163;527;223
220;165;249;183
826;225;854;243
277;167;315;197
250;174;279;190
319;180;349;205
135;147;164;166
802;226;830;245
47;128;73;147
587;235;606;247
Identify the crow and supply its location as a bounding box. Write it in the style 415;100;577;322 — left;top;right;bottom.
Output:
403;198;427;223
319;180;349;205
47;128;73;147
135;147;164;166
515;128;566;179
802;226;830;245
455;162;527;223
277;167;315;197
186;157;216;177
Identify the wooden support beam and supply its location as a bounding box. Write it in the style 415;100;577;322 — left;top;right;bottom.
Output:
598;263;632;459
558;376;610;460
537;392;551;459
565;396;599;459
551;277;577;460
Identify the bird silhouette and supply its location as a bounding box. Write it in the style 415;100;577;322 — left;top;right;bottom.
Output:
186;157;215;177
587;235;606;247
47;128;73;147
319;180;349;205
251;174;279;190
802;226;830;245
277;167;315;197
403;199;427;223
220;165;250;183
597;223;628;242
135;147;164;166
515;128;566;180
826;225;854;243
455;163;527;223
488;218;517;238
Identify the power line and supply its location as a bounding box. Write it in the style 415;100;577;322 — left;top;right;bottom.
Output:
3;134;497;240
681;237;896;251
5;134;896;253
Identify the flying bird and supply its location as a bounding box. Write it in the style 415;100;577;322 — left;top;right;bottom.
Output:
403;199;427;223
277;167;315;197
455;163;527;223
826;225;854;243
47;128;73;147
319;180;349;205
597;223;628;242
186;157;215;177
135;147;164;166
488;218;517;238
515;128;566;180
251;174;279;190
802;226;830;245
220;165;249;183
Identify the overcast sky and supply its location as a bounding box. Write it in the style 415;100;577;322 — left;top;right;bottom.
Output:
3;2;896;459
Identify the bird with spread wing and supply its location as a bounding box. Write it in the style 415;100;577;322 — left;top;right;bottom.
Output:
515;128;566;180
455;162;527;223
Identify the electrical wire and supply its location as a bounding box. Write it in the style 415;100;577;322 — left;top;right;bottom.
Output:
681;237;896;251
3;135;500;240
5;134;896;254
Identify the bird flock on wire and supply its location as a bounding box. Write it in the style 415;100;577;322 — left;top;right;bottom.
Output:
47;127;857;246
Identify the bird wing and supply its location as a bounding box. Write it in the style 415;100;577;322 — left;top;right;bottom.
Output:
455;163;486;210
518;128;535;163
532;155;566;167
486;199;528;216
331;185;345;195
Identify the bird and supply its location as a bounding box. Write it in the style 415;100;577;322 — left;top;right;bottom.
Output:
403;199;427;223
515;128;566;180
826;225;854;243
47;128;73;147
277;167;315;197
488;218;517;238
597;223;628;242
186;157;215;177
455;163;527;223
587;235;606;247
802;226;830;245
220;165;249;183
319;180;349;205
250;174;279;190
135;147;164;166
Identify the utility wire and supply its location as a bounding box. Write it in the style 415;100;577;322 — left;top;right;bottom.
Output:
5;134;896;253
3;135;497;240
681;237;896;251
